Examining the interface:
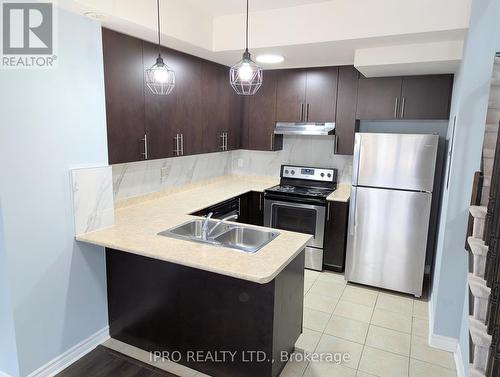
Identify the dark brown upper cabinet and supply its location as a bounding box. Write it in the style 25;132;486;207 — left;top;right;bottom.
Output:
143;43;204;159
201;62;232;153
163;48;204;157
276;70;307;122
356;77;403;120
304;68;338;122
356;75;453;120
400;75;453;120
276;67;338;123
227;89;242;151
335;66;360;155
102;29;146;164
241;70;283;151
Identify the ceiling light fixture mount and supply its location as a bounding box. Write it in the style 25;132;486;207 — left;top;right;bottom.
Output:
145;0;175;95
229;0;262;96
256;54;285;64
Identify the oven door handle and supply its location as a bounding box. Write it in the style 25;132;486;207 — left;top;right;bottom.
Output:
270;200;323;211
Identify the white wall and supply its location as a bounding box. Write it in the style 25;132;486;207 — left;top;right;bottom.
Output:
0;201;19;377
430;0;500;372
0;9;109;376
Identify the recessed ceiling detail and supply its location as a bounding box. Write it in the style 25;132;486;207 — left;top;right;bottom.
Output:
59;0;471;74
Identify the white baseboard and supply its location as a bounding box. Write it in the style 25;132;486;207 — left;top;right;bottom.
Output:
26;326;109;377
429;287;468;376
428;291;459;352
454;345;466;377
429;332;459;352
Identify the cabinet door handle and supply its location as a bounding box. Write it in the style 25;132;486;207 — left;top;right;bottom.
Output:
173;134;179;156
259;193;263;211
180;133;184;156
141;134;148;160
270;133;274;150
334;135;338;154
225;132;228;151
400;97;406;119
394;97;399;119
327;201;331;221
306;103;310;121
219;132;225;151
300;103;304;121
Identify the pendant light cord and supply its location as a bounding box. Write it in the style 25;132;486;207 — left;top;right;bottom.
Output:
157;0;161;57
245;0;249;52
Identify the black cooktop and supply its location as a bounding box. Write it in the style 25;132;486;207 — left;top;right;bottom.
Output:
265;184;335;199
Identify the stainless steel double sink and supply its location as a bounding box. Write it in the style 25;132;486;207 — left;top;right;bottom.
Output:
158;219;279;253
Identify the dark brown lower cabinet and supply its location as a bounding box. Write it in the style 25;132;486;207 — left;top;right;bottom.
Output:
241;191;265;226
190;192;264;226
323;200;349;272
106;248;304;377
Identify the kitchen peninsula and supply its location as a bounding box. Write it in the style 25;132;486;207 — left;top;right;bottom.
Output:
76;175;314;377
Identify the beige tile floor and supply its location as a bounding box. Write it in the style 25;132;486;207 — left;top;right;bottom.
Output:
280;270;457;377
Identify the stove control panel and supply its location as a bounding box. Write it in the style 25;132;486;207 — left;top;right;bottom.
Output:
281;165;336;182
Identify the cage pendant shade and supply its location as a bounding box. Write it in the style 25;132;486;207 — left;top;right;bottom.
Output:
145;56;175;95
230;50;262;95
145;0;175;95
230;0;262;95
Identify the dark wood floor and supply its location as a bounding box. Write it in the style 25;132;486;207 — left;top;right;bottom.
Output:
56;346;179;377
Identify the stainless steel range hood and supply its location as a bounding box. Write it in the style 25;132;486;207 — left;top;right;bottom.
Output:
274;122;335;136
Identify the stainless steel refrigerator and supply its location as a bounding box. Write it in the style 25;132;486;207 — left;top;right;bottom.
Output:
345;133;439;297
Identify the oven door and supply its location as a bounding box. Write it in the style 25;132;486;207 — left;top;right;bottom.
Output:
264;199;325;248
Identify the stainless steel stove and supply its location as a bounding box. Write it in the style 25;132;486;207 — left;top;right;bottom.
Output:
264;165;337;271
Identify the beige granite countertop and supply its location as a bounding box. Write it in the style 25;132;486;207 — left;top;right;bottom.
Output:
327;183;351;202
77;175;350;284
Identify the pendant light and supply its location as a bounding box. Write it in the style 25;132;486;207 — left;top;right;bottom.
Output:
145;0;175;95
229;0;262;95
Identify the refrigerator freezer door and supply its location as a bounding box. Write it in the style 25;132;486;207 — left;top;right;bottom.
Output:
353;133;439;192
345;186;432;297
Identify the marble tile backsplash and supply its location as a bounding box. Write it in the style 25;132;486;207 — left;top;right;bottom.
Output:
71;166;114;235
112;135;353;202
232;135;353;183
113;151;233;202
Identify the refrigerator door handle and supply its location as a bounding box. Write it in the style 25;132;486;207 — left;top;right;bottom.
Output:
348;187;357;236
352;133;361;186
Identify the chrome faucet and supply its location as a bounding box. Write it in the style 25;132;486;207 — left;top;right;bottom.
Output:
207;214;239;238
201;212;214;240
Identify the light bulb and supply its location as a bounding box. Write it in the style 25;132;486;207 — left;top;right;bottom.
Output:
154;67;169;84
238;62;253;82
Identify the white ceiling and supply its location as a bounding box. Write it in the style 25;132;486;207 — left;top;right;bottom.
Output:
58;0;471;76
182;0;329;16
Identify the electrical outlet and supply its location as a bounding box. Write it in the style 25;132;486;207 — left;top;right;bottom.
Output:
160;167;168;181
237;158;244;168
